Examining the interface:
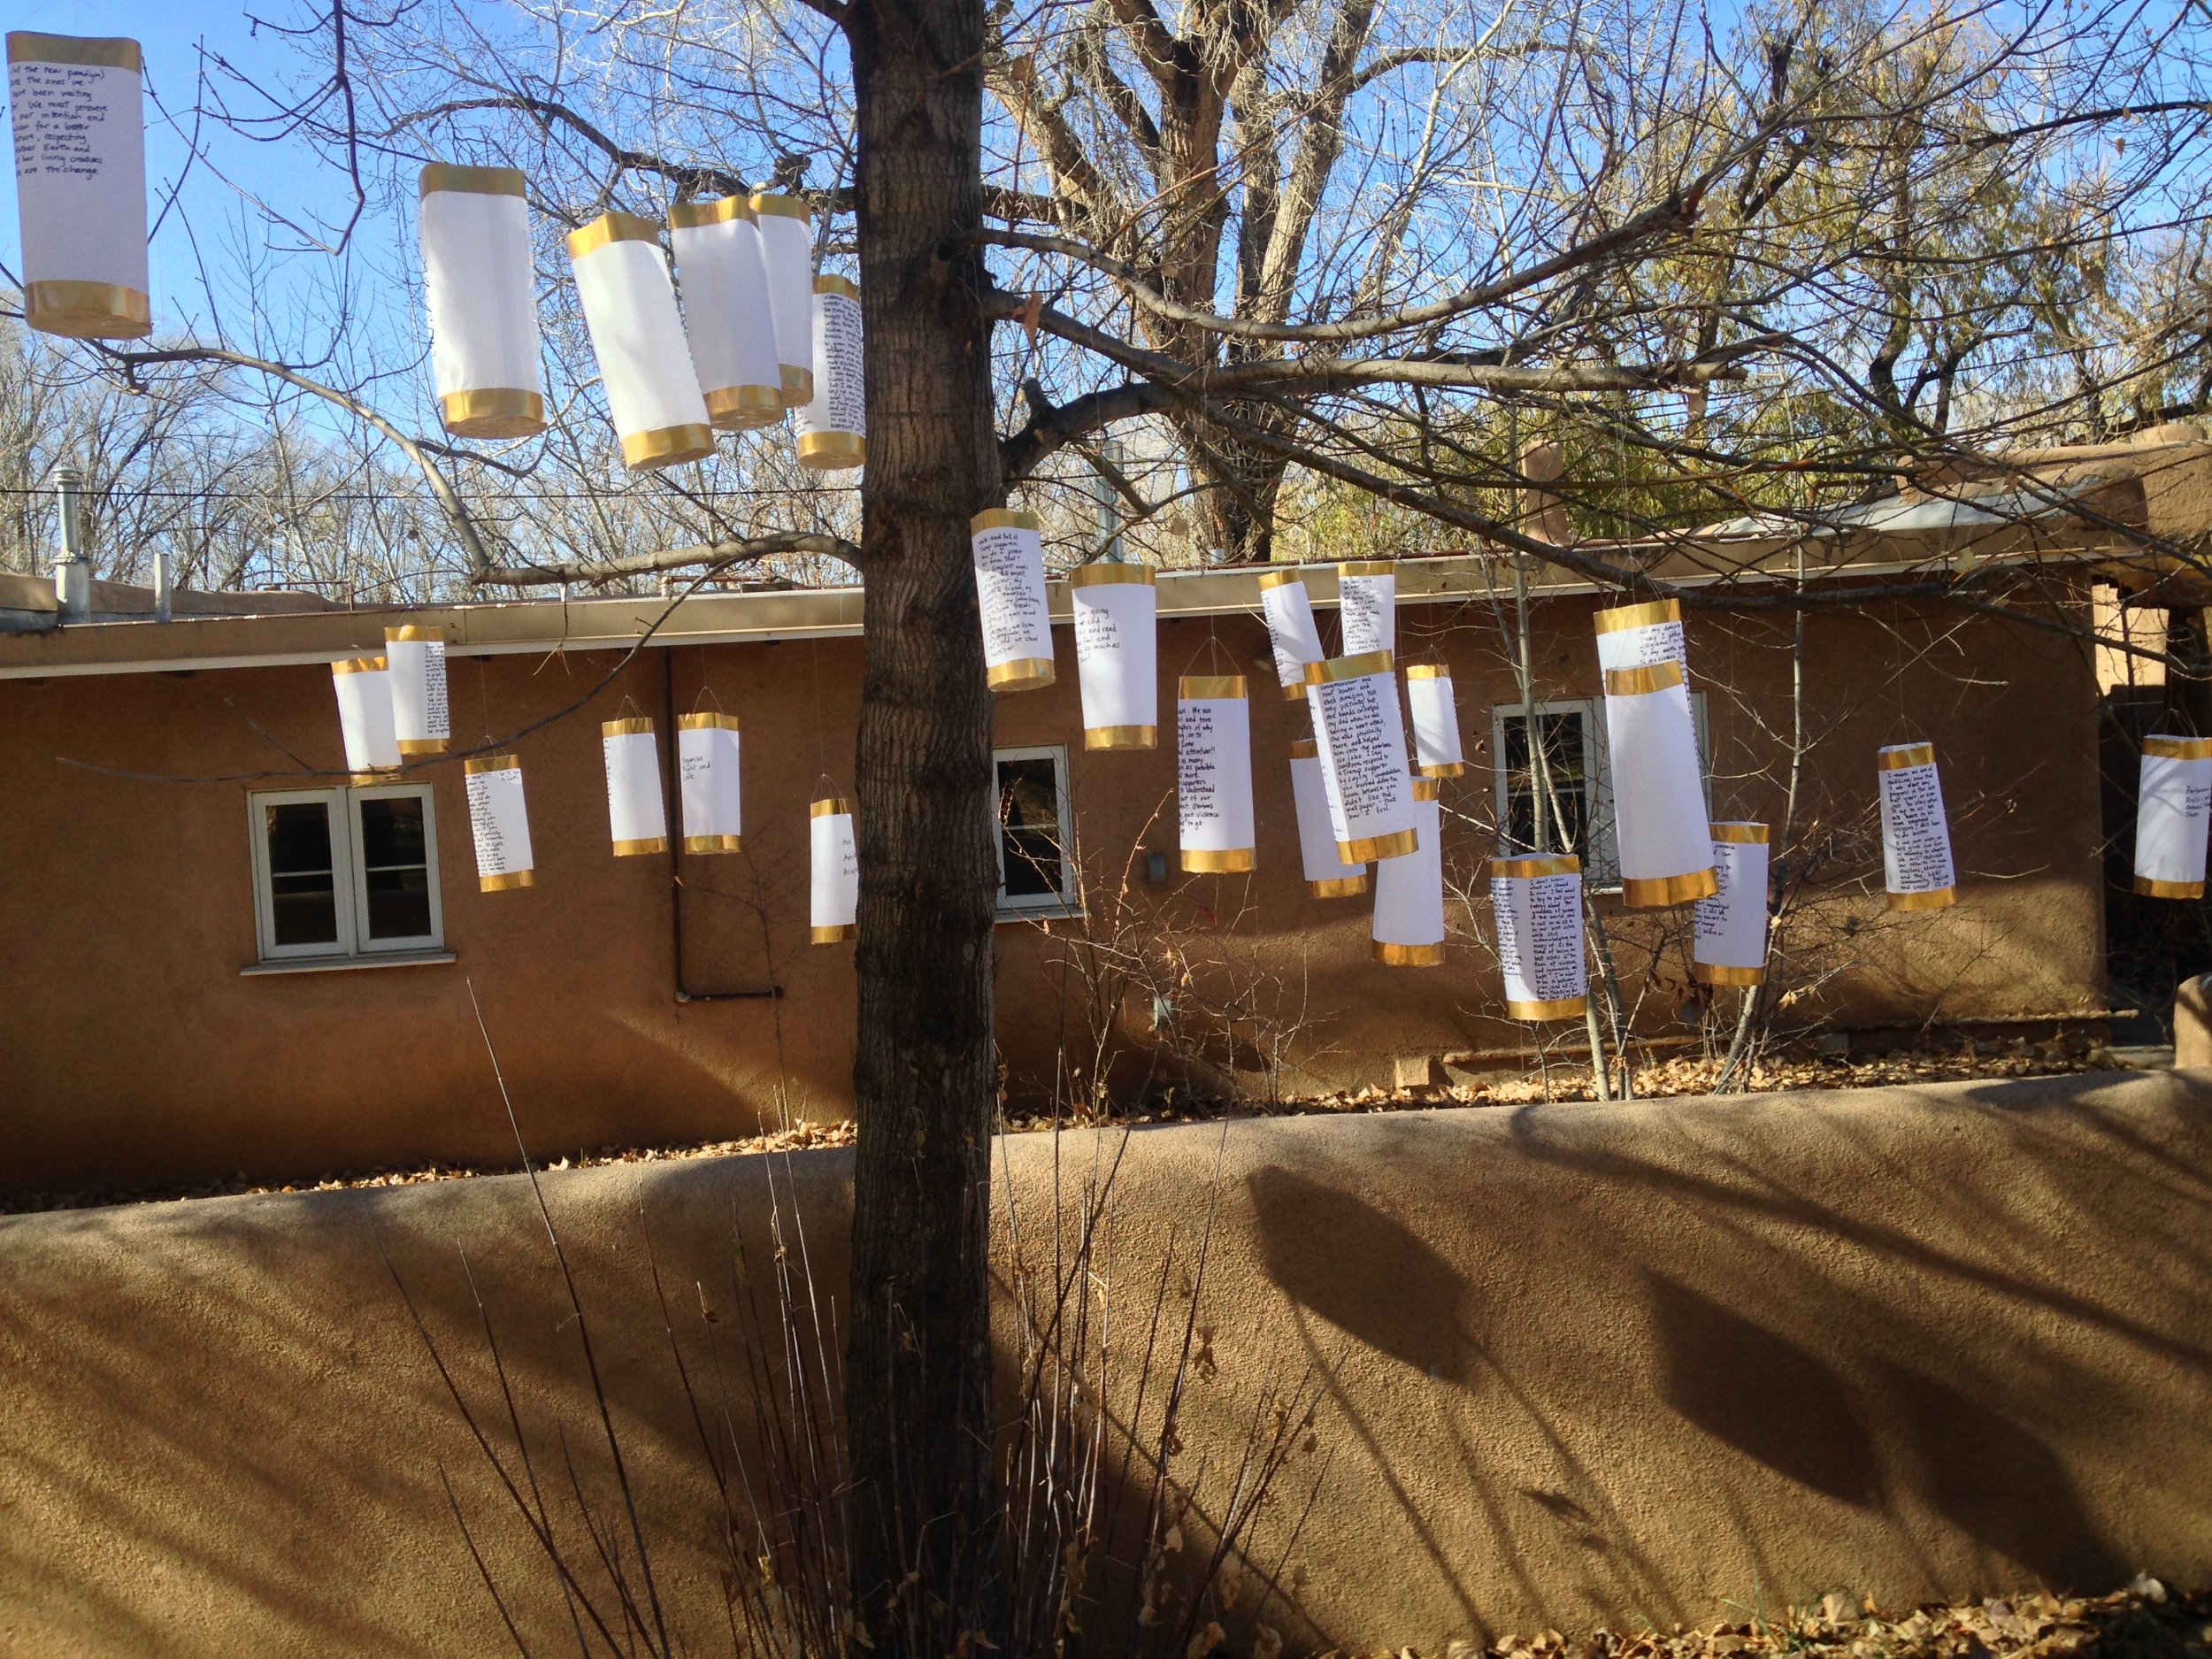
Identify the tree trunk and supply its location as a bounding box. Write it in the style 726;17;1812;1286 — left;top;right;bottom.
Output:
844;0;1004;1646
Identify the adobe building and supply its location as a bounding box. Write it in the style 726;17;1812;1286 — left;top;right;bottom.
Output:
3;431;2208;1194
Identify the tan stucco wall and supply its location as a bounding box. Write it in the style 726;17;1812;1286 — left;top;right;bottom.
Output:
0;1074;2204;1656
0;591;2105;1193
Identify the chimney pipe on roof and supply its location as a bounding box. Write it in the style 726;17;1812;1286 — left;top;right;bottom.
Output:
51;465;89;623
152;546;174;622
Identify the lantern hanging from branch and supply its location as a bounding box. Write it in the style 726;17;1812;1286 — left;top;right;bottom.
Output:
1374;791;1445;964
332;657;400;782
417;164;546;437
2135;734;2212;898
1178;675;1255;873
795;275;865;471
1602;658;1717;906
1491;854;1588;1020
1404;663;1465;779
1878;742;1956;910
8;33;150;339
810;798;859;943
1288;738;1366;897
678;712;743;853
1694;822;1770;986
748;191;816;407
1259;569;1324;700
1337;560;1397;657
1071;563;1156;749
668;197;783;431
464;755;535;891
566;212;715;472
972;510;1054;692
601;717;669;856
384;626;450;757
1304;650;1420;863
1594;596;1688;680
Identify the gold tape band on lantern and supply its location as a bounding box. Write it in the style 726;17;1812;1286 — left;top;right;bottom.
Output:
1404;663;1451;681
1289;738;1319;759
987;658;1056;691
1622;867;1719;908
387;625;446;643
668;196;754;227
613;836;669;857
1694;963;1766;987
972;507;1041;533
440;388;547;439
684;834;743;855
1180;675;1247;700
349;770;402;787
333;656;387;675
1603;661;1685;696
778;365;816;406
704;384;783;430
1410;777;1440;802
1069;562;1156;587
1342;827;1418;864
1593;597;1681;634
1492;854;1580;879
749;192;811;221
1304;649;1394;686
565;211;664;257
1507;995;1588;1022
814;273;859;300
464;756;520;775
678;712;741;731
419;163;526;198
1182;848;1256;874
397;739;449;757
480;870;535;892
1373;941;1444;966
797;432;866;470
1257;567;1307;590
1339;559;1396;576
1711;821;1770;843
623;424;718;471
1878;743;1937;771
8;33;142;69
811;924;858;944
2144;735;2212;761
603;718;654;737
2136;876;2205;899
810;797;853;818
1281;680;1309;701
1886;887;1955;911
26;281;152;340
1310;876;1367;899
1417;762;1467;780
1085;725;1155;750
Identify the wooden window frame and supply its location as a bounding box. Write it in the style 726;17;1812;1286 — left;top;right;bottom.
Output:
247;782;446;966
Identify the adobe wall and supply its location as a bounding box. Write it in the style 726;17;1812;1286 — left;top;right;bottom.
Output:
0;1074;2203;1656
0;587;2104;1194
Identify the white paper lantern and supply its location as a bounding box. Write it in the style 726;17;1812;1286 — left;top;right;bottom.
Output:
1337;560;1396;657
1259;569;1325;700
418;164;546;438
678;712;743;854
1178;675;1255;873
1491;854;1588;1020
1694;822;1770;985
1878;741;1956;910
1404;663;1465;779
1374;794;1446;965
1594;596;1687;677
566;212;716;472
8;33;150;339
464;755;535;892
1071;563;1157;749
1288;738;1366;897
1602;658;1717;906
332;657;400;781
972;509;1054;692
602;717;669;856
1304;650;1420;863
2135;734;2212;898
384;625;450;757
668;197;784;431
810;797;859;943
795;275;865;471
749;191;817;407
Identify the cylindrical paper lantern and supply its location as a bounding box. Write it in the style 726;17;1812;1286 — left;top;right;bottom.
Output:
972;509;1054;692
1071;563;1157;749
1491;854;1588;1020
2135;734;2212;898
1259;569;1324;700
418;164;546;437
8;33;150;339
1374;794;1445;965
602;717;669;856
332;657;400;781
1405;663;1465;778
668;197;783;431
1594;596;1687;677
1178;676;1255;873
1337;560;1396;657
677;712;743;853
1878;741;1956;910
1694;822;1770;985
1602;659;1717;906
749;191;816;406
464;755;535;891
1288;738;1366;897
810;798;859;943
795;275;864;471
1304;650;1420;863
566;212;715;472
385;625;450;756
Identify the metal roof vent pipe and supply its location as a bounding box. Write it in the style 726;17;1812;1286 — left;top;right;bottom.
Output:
152;546;174;622
50;465;90;624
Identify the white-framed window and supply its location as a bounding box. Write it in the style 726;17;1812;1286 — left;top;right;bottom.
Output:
1493;695;1708;890
994;745;1080;918
248;783;445;964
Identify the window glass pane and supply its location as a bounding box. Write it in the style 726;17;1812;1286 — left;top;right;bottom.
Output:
357;795;427;870
357;795;434;940
264;802;339;946
1502;712;1587;856
364;867;434;941
996;757;1065;900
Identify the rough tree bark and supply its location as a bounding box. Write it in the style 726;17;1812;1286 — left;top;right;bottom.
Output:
843;0;1006;1645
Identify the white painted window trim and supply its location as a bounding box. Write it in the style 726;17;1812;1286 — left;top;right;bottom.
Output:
993;743;1081;920
246;782;445;966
